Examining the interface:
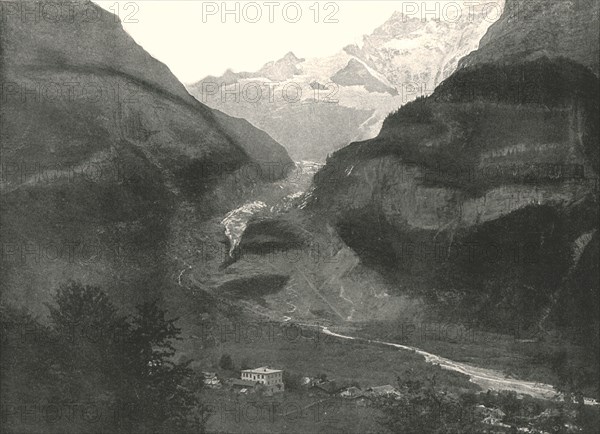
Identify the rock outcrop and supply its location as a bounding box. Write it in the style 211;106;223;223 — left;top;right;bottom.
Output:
459;0;599;74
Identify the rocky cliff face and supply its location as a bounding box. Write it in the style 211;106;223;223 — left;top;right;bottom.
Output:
187;5;498;161
459;0;599;74
309;2;599;330
0;0;292;315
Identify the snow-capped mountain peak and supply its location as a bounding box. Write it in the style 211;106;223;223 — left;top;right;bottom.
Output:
188;6;501;160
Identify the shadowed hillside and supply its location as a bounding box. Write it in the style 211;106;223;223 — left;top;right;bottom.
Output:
308;1;599;337
0;0;292;315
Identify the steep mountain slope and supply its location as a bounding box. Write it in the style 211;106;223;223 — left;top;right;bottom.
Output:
0;0;292;315
459;0;600;74
344;3;503;90
307;1;599;334
187;4;500;161
331;59;398;94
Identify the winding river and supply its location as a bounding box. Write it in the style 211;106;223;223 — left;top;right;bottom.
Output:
318;326;599;406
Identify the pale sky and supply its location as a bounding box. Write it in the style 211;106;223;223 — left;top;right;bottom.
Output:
92;1;425;84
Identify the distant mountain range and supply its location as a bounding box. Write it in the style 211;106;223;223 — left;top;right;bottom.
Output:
188;3;501;161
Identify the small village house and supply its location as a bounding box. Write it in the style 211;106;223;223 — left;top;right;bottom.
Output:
312;380;341;395
202;372;221;388
240;367;285;393
365;385;400;398
340;386;364;399
230;378;258;393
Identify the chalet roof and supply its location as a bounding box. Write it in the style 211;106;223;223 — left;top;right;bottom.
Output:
313;381;340;394
241;366;283;374
341;386;363;395
366;385;399;395
341;388;364;399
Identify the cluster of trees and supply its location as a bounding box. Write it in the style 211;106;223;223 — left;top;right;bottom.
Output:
218;354;235;371
1;282;204;433
217;354;254;371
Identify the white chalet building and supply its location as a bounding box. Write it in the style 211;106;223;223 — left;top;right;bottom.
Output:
240;367;284;392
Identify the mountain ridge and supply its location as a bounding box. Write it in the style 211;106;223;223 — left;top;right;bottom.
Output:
306;0;599;333
187;6;499;160
0;0;292;315
459;0;600;74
